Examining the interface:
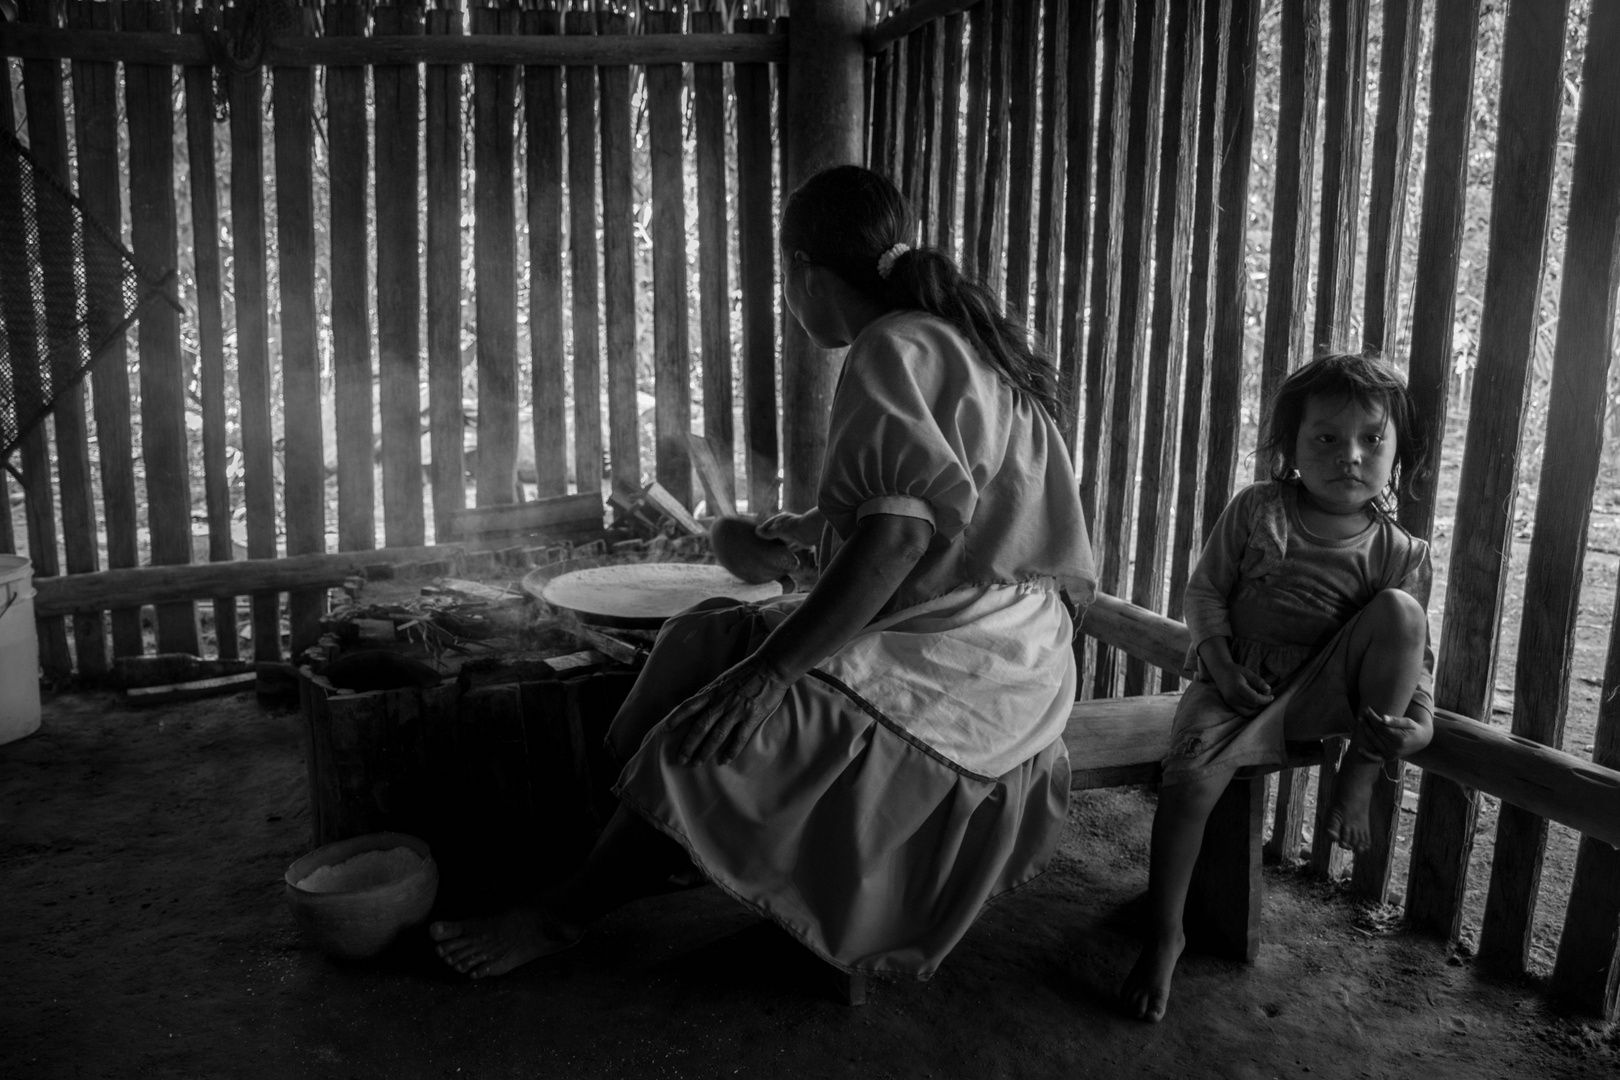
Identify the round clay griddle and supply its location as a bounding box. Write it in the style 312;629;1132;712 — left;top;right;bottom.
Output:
527;562;783;629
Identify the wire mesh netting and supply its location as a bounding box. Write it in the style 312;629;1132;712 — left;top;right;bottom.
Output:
0;123;173;465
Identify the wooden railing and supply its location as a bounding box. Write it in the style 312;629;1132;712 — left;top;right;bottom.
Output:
867;0;1620;1019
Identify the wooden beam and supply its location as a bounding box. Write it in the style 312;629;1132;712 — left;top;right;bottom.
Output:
864;0;985;53
0;25;788;66
441;493;604;543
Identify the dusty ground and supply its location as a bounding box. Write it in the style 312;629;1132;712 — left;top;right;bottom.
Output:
3;687;1616;1080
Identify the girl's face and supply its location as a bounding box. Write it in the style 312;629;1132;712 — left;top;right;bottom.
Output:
781;247;844;349
1292;392;1396;515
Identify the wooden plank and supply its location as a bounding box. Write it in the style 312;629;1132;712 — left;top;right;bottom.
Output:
691;8;734;514
869;44;892;173
125;0;199;655
1360;0;1422;355
901;27;926;215
597;11;640;502
1094;0;1159;700
374;1;427;547
735;16;778;516
1480;0;1616;973
523;6;568;499
564;11;602;502
1201;0;1260;538
1255;0;1320;457
959;0;989;279
272;3;327;652
441;493;604;543
687;433;737;519
1125;0;1201;698
1079;0;1131;547
1350;0;1424;900
935;13;964;260
974;0;1010;291
1033;0;1069;350
1311;0;1369;352
180;8;235;660
918;22;940;242
1002;0;1039;324
126;672;259;707
426;4;466;538
0;25;788;66
21;5;103;675
1056;0;1099;447
1408;0;1571;944
884;31;904;181
864;0;984;52
645;8;693;510
327;0;377;552
472;0;520;508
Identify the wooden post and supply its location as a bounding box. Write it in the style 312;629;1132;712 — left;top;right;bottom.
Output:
523;6;568;499
426;1;467;539
934;13;964;260
692;8;735;515
180;6;236;660
564;10;603;501
646;8;694;510
1002;0;1039;324
735;16;778;516
901;27;926;217
1480;0;1614;974
472;0;520;508
1408;0;1571;943
781;0;866;512
959;0;989;280
68;0;143;659
974;0;1009;296
375;1;428;547
597;11;640;502
918;22;940;243
1034;0;1069;351
1056;0;1099;449
870;44;893;172
125;0;200;655
1126;0;1201;698
1311;0;1369;353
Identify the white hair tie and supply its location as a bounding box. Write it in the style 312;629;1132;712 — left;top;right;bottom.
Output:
876;242;911;280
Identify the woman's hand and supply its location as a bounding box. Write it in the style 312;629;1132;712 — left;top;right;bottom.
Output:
663;656;795;766
1208;660;1274;717
1355;704;1433;760
755;509;823;550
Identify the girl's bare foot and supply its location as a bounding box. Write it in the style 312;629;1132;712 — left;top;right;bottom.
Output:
430;906;584;979
1121;929;1185;1023
1324;755;1380;851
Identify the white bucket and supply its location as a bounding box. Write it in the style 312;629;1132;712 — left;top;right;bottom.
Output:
0;555;41;745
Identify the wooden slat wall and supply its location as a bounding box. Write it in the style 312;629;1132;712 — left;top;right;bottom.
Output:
598;11;640;502
425;2;466;540
959;0;988;279
973;0;1008;292
1002;0;1038;325
472;0;519;508
1056;0;1098;448
647;8;693;510
565;11;603;506
523;7;568;500
935;13;963;260
735;15;778;516
1034;0;1069;351
693;8;736;513
1311;0;1369;353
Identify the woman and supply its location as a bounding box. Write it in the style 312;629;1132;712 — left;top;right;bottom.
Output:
431;165;1095;981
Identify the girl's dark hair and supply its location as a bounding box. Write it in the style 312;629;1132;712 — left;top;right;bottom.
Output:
781;165;1061;420
1260;352;1431;517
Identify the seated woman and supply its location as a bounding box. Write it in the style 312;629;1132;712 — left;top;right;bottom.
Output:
431;165;1096;982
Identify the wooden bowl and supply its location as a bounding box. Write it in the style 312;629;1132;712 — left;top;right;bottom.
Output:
283;832;438;960
708;516;798;585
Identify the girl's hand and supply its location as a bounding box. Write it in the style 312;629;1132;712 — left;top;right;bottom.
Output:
1356;704;1432;760
755;510;822;550
1209;662;1274;717
663;656;794;766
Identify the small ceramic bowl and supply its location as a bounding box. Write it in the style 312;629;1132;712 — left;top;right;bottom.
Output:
708;516;798;585
284;832;438;960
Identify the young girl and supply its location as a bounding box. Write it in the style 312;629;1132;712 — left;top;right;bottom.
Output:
431;165;1096;982
1121;353;1436;1022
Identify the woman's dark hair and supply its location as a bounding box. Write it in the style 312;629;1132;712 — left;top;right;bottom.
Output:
1260;351;1431;517
780;165;1061;420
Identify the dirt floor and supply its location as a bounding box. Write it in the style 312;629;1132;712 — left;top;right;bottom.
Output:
3;687;1617;1080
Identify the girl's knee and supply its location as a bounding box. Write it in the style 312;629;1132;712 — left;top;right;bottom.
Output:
1366;588;1426;645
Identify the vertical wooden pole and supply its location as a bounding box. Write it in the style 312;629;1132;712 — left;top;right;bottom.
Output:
1311;0;1369;353
1408;0;1571;943
1002;0;1039;325
884;28;904;181
523;6;568;499
181;6;237;660
974;0;1010;292
22;0;103;675
781;0;865;513
960;0;989;280
472;0;519;507
273;1;327;652
646;8;694;510
735;15;778;516
1351;0;1424;901
425;1;466;538
126;0;200;655
1034;0;1069;352
598;10;640;502
1256;0;1321;865
1125;0;1201;698
1057;0;1099;449
564;10;603;500
221;9;280;662
693;8;735;512
1479;0;1619;974
870;44;893;174
936;13;963;263
901;28;926;216
68;0;143;658
375;1;428;547
918;21;940;244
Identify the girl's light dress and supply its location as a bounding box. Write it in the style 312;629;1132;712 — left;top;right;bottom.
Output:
610;311;1096;980
1162;481;1434;785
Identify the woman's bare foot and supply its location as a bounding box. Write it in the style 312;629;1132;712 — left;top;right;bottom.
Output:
1324;754;1380;851
1121;929;1185;1023
430;905;584;980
